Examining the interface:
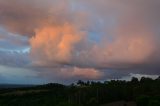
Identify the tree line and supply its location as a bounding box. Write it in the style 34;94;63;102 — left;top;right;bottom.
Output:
0;76;160;106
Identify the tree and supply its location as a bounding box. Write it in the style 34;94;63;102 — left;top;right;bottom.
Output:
131;77;139;84
77;80;85;86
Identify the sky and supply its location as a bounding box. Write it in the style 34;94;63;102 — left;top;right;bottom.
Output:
0;0;160;84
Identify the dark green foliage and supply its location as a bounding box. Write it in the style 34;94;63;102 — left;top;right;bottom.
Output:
148;100;160;106
136;95;160;106
86;97;98;106
0;76;160;106
136;95;150;106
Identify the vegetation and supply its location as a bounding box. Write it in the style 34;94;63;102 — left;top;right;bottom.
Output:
0;77;160;106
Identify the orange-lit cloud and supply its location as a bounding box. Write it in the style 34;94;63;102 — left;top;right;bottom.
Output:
30;23;83;65
0;0;160;81
59;67;103;79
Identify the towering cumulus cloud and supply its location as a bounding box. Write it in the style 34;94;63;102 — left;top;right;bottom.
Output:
0;0;160;82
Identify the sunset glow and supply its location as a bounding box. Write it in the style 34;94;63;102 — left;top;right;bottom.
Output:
0;0;160;84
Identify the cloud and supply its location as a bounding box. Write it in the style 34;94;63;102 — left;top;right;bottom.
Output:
121;73;159;81
59;67;103;80
0;27;29;50
30;23;83;66
0;0;160;81
0;0;71;36
29;0;158;69
0;51;30;68
0;65;46;84
33;67;103;84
